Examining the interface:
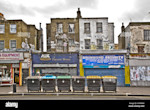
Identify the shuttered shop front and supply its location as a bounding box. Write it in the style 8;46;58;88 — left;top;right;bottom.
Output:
82;55;125;86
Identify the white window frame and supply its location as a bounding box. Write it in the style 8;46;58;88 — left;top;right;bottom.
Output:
0;24;5;33
68;24;75;33
57;23;63;33
10;24;17;33
0;40;4;50
10;40;16;49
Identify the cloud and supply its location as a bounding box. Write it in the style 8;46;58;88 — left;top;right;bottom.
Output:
0;1;35;16
120;0;150;22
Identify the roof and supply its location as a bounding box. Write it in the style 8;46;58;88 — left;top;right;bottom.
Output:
129;22;150;26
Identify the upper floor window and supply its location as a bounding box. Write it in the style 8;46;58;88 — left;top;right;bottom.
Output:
57;23;63;33
69;39;74;46
85;39;91;49
96;22;103;33
10;24;17;33
0;24;5;33
84;23;90;33
0;40;4;50
138;45;144;53
144;30;150;41
97;39;103;49
68;24;75;33
10;40;16;49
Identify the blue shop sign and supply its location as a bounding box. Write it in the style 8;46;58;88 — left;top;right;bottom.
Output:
82;55;124;65
32;53;78;64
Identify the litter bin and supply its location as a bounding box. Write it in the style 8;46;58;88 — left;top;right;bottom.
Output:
57;76;71;92
12;83;16;93
41;75;56;92
26;76;41;92
72;76;85;92
86;76;101;92
102;76;117;92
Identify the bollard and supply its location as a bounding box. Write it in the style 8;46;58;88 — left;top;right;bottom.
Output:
13;83;16;93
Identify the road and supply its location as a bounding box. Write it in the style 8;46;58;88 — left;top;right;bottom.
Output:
0;95;150;100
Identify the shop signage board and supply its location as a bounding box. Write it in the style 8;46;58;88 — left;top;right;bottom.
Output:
32;53;78;64
82;55;124;65
0;53;24;60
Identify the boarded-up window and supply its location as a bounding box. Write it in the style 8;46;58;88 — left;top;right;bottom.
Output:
138;45;144;53
84;23;90;33
96;22;103;33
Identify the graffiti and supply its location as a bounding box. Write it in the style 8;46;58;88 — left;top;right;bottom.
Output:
130;66;150;81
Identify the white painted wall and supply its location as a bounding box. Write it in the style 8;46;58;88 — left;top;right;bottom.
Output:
79;18;114;50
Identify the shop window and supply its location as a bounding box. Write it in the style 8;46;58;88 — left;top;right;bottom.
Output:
0;40;4;50
85;39;91;49
0;24;5;33
138;45;144;53
144;30;150;41
84;23;90;33
96;22;103;33
10;24;17;33
10;40;16;49
57;23;63;33
68;24;75;33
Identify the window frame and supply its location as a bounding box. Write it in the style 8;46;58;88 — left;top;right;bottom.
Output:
0;40;4;50
84;23;90;33
10;40;16;49
84;39;91;49
144;30;150;41
0;24;5;34
68;23;75;33
96;22;103;33
57;23;63;33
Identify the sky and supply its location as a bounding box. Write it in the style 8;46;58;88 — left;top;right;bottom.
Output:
0;0;150;51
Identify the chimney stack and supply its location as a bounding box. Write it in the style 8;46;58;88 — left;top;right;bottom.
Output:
121;23;125;32
0;13;5;20
77;8;82;19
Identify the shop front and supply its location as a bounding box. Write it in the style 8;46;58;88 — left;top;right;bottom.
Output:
0;52;24;86
32;53;79;76
80;50;127;86
129;53;150;86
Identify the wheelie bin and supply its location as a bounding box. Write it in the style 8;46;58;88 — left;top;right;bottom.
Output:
26;76;41;92
86;76;101;92
57;76;71;92
41;75;56;92
102;76;117;92
72;76;85;92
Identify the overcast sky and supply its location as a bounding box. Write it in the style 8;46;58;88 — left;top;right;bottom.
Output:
1;0;150;51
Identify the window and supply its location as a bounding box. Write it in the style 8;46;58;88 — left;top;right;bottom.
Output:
57;23;63;33
84;23;90;33
85;39;91;49
68;24;75;33
138;45;144;53
0;40;4;50
57;39;63;45
144;30;150;41
10;40;16;49
10;24;17;33
96;22;103;33
0;24;5;33
97;39;103;49
69;39;74;46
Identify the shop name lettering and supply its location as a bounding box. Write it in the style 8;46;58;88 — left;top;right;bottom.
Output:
40;55;71;61
0;53;20;57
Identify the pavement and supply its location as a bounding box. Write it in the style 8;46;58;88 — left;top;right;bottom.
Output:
0;84;150;96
